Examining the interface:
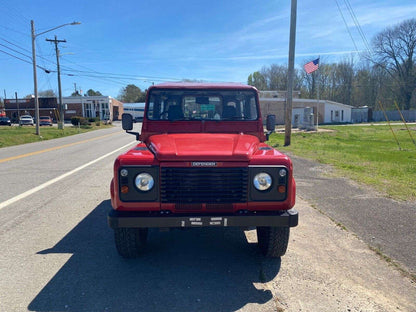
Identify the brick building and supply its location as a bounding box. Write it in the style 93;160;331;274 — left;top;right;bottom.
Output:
4;97;57;122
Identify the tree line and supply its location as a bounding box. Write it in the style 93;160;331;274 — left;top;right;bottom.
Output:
248;18;416;111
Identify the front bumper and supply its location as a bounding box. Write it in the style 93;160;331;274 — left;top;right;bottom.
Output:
108;209;298;229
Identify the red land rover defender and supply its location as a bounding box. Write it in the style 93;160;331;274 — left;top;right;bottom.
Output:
108;82;298;258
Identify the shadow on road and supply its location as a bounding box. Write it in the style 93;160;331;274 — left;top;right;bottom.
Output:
28;200;281;311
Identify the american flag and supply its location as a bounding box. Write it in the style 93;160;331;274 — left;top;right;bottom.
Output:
304;58;320;74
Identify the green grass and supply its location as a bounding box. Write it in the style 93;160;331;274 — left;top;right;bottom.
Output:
269;124;416;201
0;124;113;148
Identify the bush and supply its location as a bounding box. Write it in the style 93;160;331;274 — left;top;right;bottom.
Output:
88;117;100;123
71;116;89;126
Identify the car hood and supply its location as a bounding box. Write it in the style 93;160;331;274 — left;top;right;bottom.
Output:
148;133;260;161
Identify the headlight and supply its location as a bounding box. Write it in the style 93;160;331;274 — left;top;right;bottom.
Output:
135;173;154;191
253;172;272;191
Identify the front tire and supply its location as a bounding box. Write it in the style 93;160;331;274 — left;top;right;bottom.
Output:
257;226;290;258
114;228;148;258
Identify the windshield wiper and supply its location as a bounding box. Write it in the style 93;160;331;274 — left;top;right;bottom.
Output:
221;116;249;120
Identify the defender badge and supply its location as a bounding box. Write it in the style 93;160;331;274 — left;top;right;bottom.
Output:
191;162;217;167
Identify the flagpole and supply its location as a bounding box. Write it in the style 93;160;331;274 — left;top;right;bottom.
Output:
304;57;320;130
316;56;320;131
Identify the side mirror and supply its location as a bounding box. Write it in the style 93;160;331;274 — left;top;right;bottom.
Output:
121;113;140;140
266;114;276;132
122;113;133;130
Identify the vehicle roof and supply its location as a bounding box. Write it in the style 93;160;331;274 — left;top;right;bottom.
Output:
150;82;258;91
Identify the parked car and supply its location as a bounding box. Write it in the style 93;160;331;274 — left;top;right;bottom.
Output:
19;115;34;126
39;116;53;126
133;116;143;123
0;117;12;126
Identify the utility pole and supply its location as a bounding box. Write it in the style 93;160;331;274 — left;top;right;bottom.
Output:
15;92;19;118
2;90;6;110
46;36;66;129
31;20;40;135
31;20;80;135
284;0;298;146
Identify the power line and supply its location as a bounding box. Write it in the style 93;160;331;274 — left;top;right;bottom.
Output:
0;24;28;37
0;37;32;54
0;42;32;60
57;54;186;86
1;35;206;93
0;36;58;66
343;0;371;53
0;2;30;23
0;49;51;72
60;69;182;82
334;0;359;52
0;49;32;64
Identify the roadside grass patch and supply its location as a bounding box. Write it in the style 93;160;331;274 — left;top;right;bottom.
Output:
0;124;113;148
270;125;416;201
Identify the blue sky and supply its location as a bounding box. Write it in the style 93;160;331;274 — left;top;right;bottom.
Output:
1;0;415;99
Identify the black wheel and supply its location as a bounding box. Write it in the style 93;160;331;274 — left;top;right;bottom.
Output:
257;226;290;258
114;228;148;258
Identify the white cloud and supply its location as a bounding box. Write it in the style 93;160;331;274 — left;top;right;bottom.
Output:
355;4;416;28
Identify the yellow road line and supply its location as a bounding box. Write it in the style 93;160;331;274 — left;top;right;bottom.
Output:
0;141;135;210
0;132;120;164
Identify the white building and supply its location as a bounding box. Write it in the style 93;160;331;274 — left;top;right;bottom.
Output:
259;92;353;125
62;96;124;121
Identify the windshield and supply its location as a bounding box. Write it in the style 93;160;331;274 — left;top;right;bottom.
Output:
147;89;258;121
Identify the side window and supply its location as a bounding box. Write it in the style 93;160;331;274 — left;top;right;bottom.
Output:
147;100;154;119
249;97;257;119
238;96;257;120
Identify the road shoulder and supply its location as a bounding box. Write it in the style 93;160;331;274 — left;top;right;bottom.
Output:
290;154;416;276
252;197;416;311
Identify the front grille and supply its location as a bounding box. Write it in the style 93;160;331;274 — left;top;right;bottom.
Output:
161;167;248;203
174;203;234;212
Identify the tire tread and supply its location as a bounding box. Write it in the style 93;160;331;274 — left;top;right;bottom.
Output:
257;226;290;258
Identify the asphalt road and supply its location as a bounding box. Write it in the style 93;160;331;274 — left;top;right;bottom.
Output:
0;124;415;311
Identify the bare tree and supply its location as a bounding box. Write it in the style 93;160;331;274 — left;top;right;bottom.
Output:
371;18;416;110
262;64;288;90
333;60;355;105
